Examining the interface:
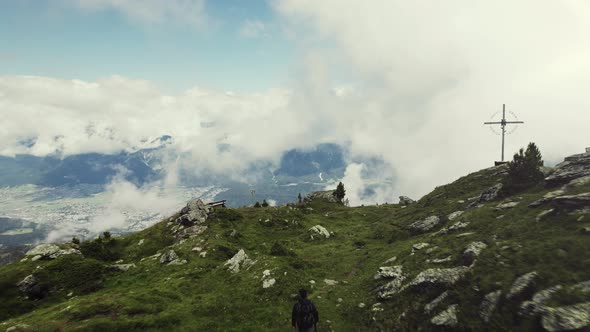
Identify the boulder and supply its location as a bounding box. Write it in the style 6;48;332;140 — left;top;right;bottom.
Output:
159;250;178;265
479;290;502;323
175;199;210;226
431;304;459;327
109;263;136;272
17;274;46;299
468;183;503;208
506;271;538;299
409;216;441;232
304;191;338;204
374;265;403;280
411;243;429;254
224;249;255;273
377;273;407;300
424;291;449;314
520;285;563;317
25;244;81;260
434;221;469;236
429;256;452;264
551;193;590;210
545;151;590;187
175;225;208;240
495;201;519;210
399;196;415;206
409;266;470;290
463;241;487;266
447;211;464;221
536;209;555;222
309;225;330;239
541;302;590;331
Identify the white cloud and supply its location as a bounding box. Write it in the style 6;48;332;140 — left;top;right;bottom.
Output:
239;20;269;38
68;0;206;27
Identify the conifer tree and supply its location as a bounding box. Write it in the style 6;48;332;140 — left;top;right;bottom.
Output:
504;142;544;193
333;182;346;203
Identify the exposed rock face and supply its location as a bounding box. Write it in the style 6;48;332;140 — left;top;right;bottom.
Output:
411;243;429;254
377;273;406;300
520;285;563;317
434;221;470;236
551;193;590;210
25;244;82;260
507;271;538;299
224;249;255;273
176;199;210;226
109;263;136;272
17;274;45;299
409;266;470;290
159;250;178;265
424;291;448;314
447;211;464;221
468;183;503;208
409;216;441;232
309;225;330;239
176;225;208;240
304;191;338;204
536;209;555;222
495;201;519;210
541;302;590;332
479;290;502;323
545;151;590;187
431;304;459;327
374;266;403;280
463;241;487;266
399;196;415;206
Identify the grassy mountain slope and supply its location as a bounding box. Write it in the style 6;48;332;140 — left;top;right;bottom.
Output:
1;163;589;331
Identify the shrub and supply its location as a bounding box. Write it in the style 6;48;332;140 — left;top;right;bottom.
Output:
261;200;269;207
254;202;261;208
270;241;294;256
333;182;346;203
80;236;121;262
503;142;544;194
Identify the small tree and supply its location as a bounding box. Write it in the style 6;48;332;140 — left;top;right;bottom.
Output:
333;182;346;203
504;142;544;193
297;193;302;204
261;199;269;207
72;237;80;245
102;231;111;240
254;201;261;208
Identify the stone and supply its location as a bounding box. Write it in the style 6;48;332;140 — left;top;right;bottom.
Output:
463;241;487;266
167;259;187;266
507;271;538;299
224;249;255;273
537;209;555;222
25;244;61;258
520;285;562;317
447;211;464;221
377;273;407;300
545;151;590;187
479;290;502;323
468;183;503;208
551;193;590;210
384;256;397;264
424;291;448;314
541;302;590;331
411;243;429;254
431;304;459;327
495;201;519;210
138;239;144;246
5;324;30;332
262;278;276;288
409;216;441;232
309;225;330;239
159;250;179;265
109;263;136;272
434;221;470;236
176;225;207;240
175;198;210;226
17;274;45;299
429;256;452;264
374;266;403;280
409;266;470;290
48;248;83;259
358;302;366;308
399;196;415;206
324;279;338;286
304;191;339;204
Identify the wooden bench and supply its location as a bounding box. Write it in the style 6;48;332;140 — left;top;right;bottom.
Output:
207;200;226;208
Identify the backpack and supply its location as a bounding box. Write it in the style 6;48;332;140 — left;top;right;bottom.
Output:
297;301;316;329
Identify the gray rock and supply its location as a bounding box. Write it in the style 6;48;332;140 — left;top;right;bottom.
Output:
304;191;339;204
409;266;470;290
176;225;207;240
520;285;562;317
26;244;60;258
541;302;590;331
551;193;590;210
425;291;448;314
17;274;44;299
309;225;330;239
468;183;503;208
399;196;415;206
434;221;470;236
5;324;31;332
409;216;441;232
429;256;452;264
537;209;555;222
507;271;538;299
377;273;406;300
324;279;339;286
374;266;403;280
447;211;464;221
480;290;502;323
431;304;459;327
159;250;178;265
167;259;187;266
411;242;429;254
495;201;519;210
463;241;487;266
176;198;210;226
109;263;136;272
545;151;590;187
224;249;255;273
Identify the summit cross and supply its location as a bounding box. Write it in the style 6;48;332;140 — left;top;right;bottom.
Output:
484;104;524;162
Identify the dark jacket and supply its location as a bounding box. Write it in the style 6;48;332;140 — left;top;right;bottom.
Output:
292;298;319;331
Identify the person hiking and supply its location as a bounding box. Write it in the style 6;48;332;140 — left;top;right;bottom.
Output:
292;289;319;332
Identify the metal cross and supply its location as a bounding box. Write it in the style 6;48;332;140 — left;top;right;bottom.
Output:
484;104;524;162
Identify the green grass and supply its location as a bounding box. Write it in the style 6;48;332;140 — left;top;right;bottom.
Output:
1;166;590;331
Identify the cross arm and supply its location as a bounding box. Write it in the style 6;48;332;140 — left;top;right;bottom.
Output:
505;121;524;124
483;122;502;124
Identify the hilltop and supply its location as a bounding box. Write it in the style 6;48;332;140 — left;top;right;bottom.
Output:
1;150;590;331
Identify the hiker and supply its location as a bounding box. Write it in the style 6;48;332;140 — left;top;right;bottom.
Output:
292;289;319;332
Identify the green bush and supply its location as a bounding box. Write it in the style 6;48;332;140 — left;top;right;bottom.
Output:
270;241;295;256
503;142;544;194
80;237;122;262
33;255;106;295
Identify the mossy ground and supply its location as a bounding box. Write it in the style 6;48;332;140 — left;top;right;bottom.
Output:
1;166;589;331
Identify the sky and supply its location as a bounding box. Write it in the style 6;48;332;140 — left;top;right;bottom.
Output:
1;0;590;205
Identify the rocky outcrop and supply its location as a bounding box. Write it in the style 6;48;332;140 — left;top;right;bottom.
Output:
409;266;470;290
520;285;562;317
545;151;590;187
175;225;208;240
468;183;503;208
551;193;590;210
431;304;459;327
17;274;46;299
399;196;415;206
159;250;178;265
224;249;255;273
377;273;406;300
109;263;136;272
495;201;519;210
541;302;590;331
506;271;538;299
411;243;429;254
434;221;469;236
175;199;210;226
25;244;82;260
304;191;338;204
479;290;502;323
447;211;464;221
409;216;441;232
309;225;331;239
424;291;448;314
374;266;403;280
261;270;276;288
463;241;487;266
